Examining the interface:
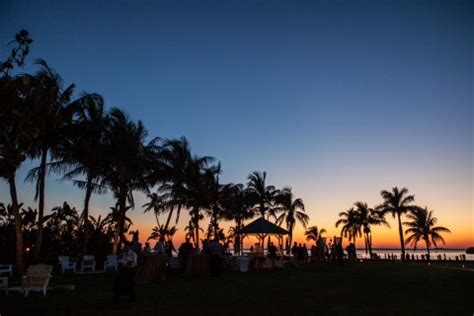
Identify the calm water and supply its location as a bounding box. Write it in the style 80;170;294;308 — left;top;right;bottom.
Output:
360;249;473;261
239;248;473;261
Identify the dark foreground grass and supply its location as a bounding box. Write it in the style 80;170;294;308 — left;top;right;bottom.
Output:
1;262;473;316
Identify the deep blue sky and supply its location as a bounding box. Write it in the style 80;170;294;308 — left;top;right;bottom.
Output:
1;0;472;245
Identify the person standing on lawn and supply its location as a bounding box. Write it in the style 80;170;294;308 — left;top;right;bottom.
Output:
113;243;138;303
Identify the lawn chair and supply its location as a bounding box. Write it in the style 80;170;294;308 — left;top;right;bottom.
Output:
103;255;118;272
58;256;76;273
23;264;52;297
0;264;13;276
0;277;8;295
81;255;96;273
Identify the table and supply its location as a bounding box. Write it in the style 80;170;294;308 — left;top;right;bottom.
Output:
236;257;249;272
185;253;210;276
134;254;167;284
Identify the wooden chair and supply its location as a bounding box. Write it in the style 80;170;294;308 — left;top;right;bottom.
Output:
23;264;52;297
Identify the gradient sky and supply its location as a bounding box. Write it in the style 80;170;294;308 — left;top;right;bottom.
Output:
1;0;473;248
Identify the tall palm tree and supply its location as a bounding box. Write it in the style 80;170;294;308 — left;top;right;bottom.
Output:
354;201;389;257
379;187;415;260
0;57;35;272
143;192;167;228
275;187;309;253
182;155;219;249
221;183;254;254
102;108;160;254
246;171;277;219
158;137;193;230
205;163;225;240
336;208;362;255
23;59;80;261
57;93;109;254
404;207;450;260
305;226;327;244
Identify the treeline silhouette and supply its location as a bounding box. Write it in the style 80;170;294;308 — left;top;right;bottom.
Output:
0;30;450;274
1;30;312;273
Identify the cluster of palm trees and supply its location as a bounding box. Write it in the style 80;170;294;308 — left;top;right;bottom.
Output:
0;201;133;266
1;30;311;273
336;187;450;259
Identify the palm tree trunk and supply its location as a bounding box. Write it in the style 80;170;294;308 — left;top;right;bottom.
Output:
364;233;369;254
368;232;373;258
195;221;200;250
353;235;357;259
193;207;200;250
425;238;430;261
82;176;93;255
397;212;405;261
8;174;23;274
33;148;47;262
288;225;294;254
164;205;178;232
154;213;161;228
112;187;127;255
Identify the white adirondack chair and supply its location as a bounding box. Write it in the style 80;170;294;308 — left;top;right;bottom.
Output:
103;255;118;272
58;256;76;273
23;264;52;297
0;264;13;276
81;255;96;273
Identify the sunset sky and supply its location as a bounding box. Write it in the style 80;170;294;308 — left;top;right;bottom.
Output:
1;0;472;248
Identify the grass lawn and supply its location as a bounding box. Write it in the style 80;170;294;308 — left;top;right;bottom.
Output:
1;262;473;315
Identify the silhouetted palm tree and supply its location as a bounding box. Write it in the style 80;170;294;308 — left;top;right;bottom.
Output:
404;207;450;260
0;75;33;272
305;226;326;244
102;108;160;254
23;59;81;261
275;187;309;253
57;93;109;254
221;183;254;254
183;155;219;248
379;187;415;260
336;208;361;255
246;171;277;219
158;137;193;230
354;201;389;257
0;30;34;271
205;163;225;240
143;192;168;228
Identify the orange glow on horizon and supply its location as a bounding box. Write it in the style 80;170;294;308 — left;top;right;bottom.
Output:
129;213;473;250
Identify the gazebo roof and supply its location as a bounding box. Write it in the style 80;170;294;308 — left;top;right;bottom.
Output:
237;217;289;235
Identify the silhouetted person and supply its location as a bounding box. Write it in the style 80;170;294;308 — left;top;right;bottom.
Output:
302;243;308;263
291;242;298;263
178;238;194;272
154;237;165;255
113;244;137;303
202;239;210;254
346;243;355;263
130;231;142;254
165;240;174;258
209;238;224;276
268;242;277;267
143;242;151;254
335;241;344;264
